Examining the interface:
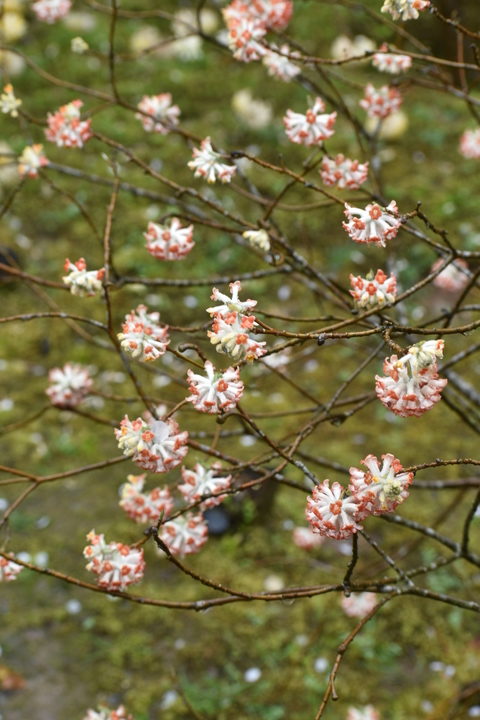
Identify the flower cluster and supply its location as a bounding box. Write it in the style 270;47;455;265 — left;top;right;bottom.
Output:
32;0;72;23
320;154;369;189
459;128;480;159
381;0;430;21
159;513;209;556
343;201;401;247
349;269;397;308
207;281;266;362
115;416;189;473
18;144;48;178
284;97;337;146
46;362;93;408
243;229;271;252
179;463;232;509
83;706;133;720
144;217;194;260
45;99;92;148
63;257;105;297
375;340;448;417
306;480;362;540
0;83;21;117
262;44;300;82
432;258;469;292
186;361;244;414
119;474;173;524
0;556;23;582
372;46;412;74
188;137;237;184
136;93;180;134
341;592;378;618
360;84;402;119
117;305;170;362
223;0;293;63
83;531;145;591
226;15;267;63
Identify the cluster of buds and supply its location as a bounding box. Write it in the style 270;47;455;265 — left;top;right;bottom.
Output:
144;217;194;260
18;144;48;178
343;201;401;247
117;305;170;362
46;362;93;408
360;84;403;119
381;0;430;21
207;281;266;362
459;128;480;160
83;531;145;591
136;93;180;134
262;44;300;82
63;258;105;297
186;361;244;414
306;453;413;540
0;83;21;117
33;0;72;23
45;99;92;148
432;258;470;293
119;474;173;525
284;97;337;146
179;463;232;509
0;556;23;582
115;416;188;473
159;513;209;556
341;592;378;618
188;137;237;184
83;706;133;720
375;340;448;417
372;45;412;74
223;0;293;63
349;269;397;308
320;154;369;189
243;229;271;253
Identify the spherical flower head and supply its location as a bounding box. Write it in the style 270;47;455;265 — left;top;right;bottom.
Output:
33;0;72;23
186;360;244;414
136;93;180;134
144;217;194;261
188;137;237;184
115;415;189;473
18;144;48;178
0;556;23;582
320;154;369;190
117;304;170;362
46;362;93;408
292;526;324;550
262;44;300;82
347;705;380;720
83;530;145;591
360;84;402;119
179;462;232;509
243;228;271;252
343;201;401;247
45;99;92;148
0;83;21;117
227;15;267;62
208;312;266;362
305;479;363;540
432;258;470;292
381;0;430;21
63;257;105;297
119;474;174;524
349;269;397;308
83;706;133;720
159;513;208;556
349;453;413;516
372;45;412;74
341;592;378;618
459;128;480;159
284;97;337;146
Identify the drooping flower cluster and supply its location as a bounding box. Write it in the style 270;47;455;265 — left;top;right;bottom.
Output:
320;154;369;189
159;513;209;556
284;98;337;146
135;93;181;134
45;99;92;148
306;480;363;540
83;531;145;591
381;0;430;21
186;361;244;414
243;229;271;252
32;0;72;23
207;281;266;362
0;83;21;117
292;526;324;550
226;15;267;62
223;0;293;63
349;269;397;308
144;218;194;260
179;463;232;509
188;137;237;184
83;706;133;720
119;474;174;524
115;416;189;473
372;46;412;74
349;454;414;516
0;556;23;582
360;84;402;119
46;362;93;408
375;340;448;417
18;144;48;178
262;44;300;82
343;201;401;247
341;592;378;618
432;258;469;292
459;128;480;159
63;258;105;297
347;705;380;720
117;305;170;362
